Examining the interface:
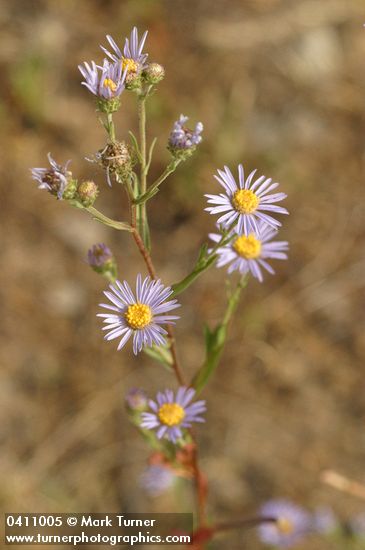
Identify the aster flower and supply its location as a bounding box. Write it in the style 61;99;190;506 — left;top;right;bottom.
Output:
140;387;206;443
125;388;148;411
258;500;311;548
87;243;114;270
101;26;148;75
78;58;127;100
30;153;73;200
168;115;203;151
98;274;180;355
140;465;175;497
205;164;288;235
209;222;288;282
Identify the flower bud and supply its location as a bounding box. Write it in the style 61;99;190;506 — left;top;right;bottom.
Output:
168;114;203;160
76;180;99;207
87;243;117;280
143;63;165;85
125;388;148;412
124;71;142;92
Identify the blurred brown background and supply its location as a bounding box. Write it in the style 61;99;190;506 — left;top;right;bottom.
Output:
1;0;365;548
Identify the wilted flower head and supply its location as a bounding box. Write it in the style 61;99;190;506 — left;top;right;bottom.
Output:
101;27;148;79
125;388;148;411
140;465;175;497
79;59;127;110
90;141;134;187
210;222;288;282
140;387;206;443
31;153;74;200
205;165;288;235
168;115;203;156
258;500;311;548
98;274;180;355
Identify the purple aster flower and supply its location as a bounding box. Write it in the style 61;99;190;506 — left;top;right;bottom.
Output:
205;165;288;235
140;387;206;443
78;58;127;99
97;274;180;355
258;500;311;548
87;243;113;269
101;27;148;74
30;153;72;200
209;221;288;282
125;388;148;411
140;465;175;497
168;115;203;150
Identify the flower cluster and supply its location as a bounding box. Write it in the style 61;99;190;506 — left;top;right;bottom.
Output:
206;164;289;282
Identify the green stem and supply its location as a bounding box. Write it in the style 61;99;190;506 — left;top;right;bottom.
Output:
191;275;248;395
134;160;181;205
137;95;148;246
172;228;236;297
106;112;115;141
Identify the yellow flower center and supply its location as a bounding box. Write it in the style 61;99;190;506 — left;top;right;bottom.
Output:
158;403;185;427
124;303;152;330
276;517;294;535
103;78;117;92
122;57;139;74
233;234;262;259
232;189;259;214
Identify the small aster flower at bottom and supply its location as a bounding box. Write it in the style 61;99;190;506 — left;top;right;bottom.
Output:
168;115;203;155
209;222;288;282
205;164;288;235
258;499;311;548
140;387;206;443
30;153;74;200
87;243;115;273
139;465;175;497
97;274;180;355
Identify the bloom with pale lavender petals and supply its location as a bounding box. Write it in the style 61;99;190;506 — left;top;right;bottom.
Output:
258;500;311;548
101;27;148;76
168;115;203;152
30;153;74;200
205;165;288;235
209;222;288;282
140;465;175;496
140;387;206;443
78;59;127;110
98;274;180;355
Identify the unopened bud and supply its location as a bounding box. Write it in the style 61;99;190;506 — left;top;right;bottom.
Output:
76;180;99;207
143;63;165;85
